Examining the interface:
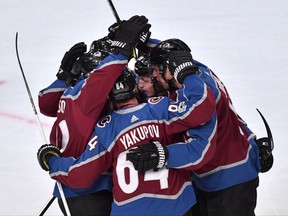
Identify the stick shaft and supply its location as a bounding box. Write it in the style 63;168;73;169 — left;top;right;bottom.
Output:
15;32;71;216
38;196;56;216
15;32;47;142
107;0;121;23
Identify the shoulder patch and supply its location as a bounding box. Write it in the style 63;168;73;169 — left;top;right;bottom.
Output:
148;96;164;104
97;115;111;128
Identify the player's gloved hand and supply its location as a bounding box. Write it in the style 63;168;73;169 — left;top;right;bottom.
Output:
166;50;200;84
136;28;151;53
126;140;168;173
108;21;151;50
37;144;62;171
255;137;274;173
56;42;87;86
111;15;151;57
107;22;120;40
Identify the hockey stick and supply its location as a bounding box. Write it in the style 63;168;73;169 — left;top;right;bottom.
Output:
107;0;121;23
38;196;56;216
15;32;71;216
15;32;46;142
256;108;274;152
255;108;274;173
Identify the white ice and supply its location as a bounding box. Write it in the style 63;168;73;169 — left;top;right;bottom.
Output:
1;0;287;215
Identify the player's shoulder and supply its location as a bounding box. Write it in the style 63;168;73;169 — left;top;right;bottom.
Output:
96;114;112;129
147;96;167;105
61;79;86;97
146;96;169;118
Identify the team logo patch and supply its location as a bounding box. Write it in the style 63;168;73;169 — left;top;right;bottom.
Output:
148;96;164;104
97;115;111;128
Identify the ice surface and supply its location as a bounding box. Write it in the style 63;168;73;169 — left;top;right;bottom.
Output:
1;0;287;215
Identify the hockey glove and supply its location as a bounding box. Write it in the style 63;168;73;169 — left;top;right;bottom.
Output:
56;42;87;85
110;15;151;57
37;144;62;171
136;29;151;53
126;140;168;173
166;51;200;84
255;137;274;173
107;22;120;40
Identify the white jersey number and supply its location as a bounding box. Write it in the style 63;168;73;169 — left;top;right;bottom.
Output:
116;151;169;194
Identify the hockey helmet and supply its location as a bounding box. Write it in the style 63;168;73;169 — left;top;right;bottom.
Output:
109;67;137;103
134;54;154;77
81;37;112;74
150;38;191;66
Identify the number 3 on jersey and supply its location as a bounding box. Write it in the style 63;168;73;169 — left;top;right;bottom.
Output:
116;151;169;194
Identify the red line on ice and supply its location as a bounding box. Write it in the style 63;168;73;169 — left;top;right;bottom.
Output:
0;80;7;85
0;111;51;128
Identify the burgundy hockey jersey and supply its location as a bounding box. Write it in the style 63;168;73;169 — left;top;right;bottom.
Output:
38;53;128;197
48;73;216;215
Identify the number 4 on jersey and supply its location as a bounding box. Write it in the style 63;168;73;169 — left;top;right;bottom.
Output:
88;135;98;151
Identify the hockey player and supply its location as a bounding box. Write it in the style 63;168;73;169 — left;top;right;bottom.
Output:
38;36;112;118
128;38;264;216
38;15;151;215
135;54;169;99
38;38;113;215
37;54;217;215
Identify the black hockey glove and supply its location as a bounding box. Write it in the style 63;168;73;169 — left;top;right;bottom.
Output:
126;140;168;173
166;51;200;84
107;22;119;40
56;42;87;85
136;28;151;53
37;144;62;171
110;15;151;57
108;21;151;50
255;137;274;173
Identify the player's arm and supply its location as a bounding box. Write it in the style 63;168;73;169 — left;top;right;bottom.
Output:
157;52;217;135
72;15;151;119
38;42;86;117
37;131;112;189
165;113;217;170
127;102;218;173
164;73;216;135
74;53;128;119
38;79;68;117
127;52;218;173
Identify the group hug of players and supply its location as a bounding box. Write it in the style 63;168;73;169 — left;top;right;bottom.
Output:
37;15;274;216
